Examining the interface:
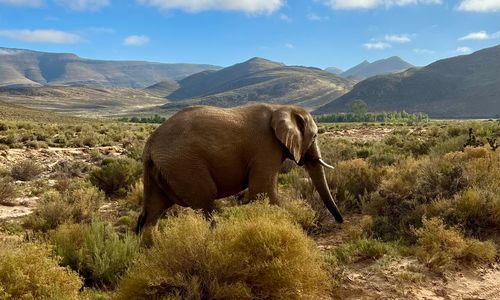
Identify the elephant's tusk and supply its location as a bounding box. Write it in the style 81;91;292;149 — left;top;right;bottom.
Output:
318;159;335;170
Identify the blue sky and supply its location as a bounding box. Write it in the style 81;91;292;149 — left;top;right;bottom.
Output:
0;0;499;70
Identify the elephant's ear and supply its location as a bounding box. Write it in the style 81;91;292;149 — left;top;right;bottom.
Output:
271;109;303;163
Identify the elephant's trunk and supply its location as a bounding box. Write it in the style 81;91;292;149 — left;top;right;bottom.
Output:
305;162;343;223
303;141;343;223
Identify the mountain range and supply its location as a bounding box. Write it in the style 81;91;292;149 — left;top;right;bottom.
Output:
0;47;220;88
1;45;499;118
337;56;414;81
315;45;500;118
324;67;343;75
159;57;353;110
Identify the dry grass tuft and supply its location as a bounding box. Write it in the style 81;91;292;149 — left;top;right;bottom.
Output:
116;202;332;299
414;217;496;273
0;242;82;299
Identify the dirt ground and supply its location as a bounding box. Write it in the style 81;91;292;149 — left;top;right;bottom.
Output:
315;215;500;300
0;146;124;220
323;127;395;142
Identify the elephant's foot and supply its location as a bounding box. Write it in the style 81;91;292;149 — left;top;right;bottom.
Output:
139;225;156;248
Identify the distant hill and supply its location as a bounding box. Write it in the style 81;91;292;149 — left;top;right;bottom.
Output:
162;57;353;111
324;67;343;75
341;57;414;81
0;86;168;117
0;47;220;88
0;99;84;123
314;45;500;118
144;80;180;97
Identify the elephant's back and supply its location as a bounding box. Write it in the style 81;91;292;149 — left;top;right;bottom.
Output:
147;106;257;162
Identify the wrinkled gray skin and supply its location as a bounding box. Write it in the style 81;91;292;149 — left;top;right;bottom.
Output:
137;103;343;243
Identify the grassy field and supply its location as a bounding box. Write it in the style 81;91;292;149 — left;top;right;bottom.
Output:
0;107;499;299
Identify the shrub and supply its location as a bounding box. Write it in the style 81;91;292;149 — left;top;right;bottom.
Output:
414;217;496;272
51;220;139;287
52;160;93;178
414;157;466;201
279;193;318;232
0;242;82;299
89;158;142;196
24;184;104;232
11;160;43;181
365;155;469;240
0;178;17;206
326;158;382;212
23;191;71;232
280;168;335;225
125;179;143;209
329;238;398;264
116;202;332;299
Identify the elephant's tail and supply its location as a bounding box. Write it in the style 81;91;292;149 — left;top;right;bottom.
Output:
136;150;153;235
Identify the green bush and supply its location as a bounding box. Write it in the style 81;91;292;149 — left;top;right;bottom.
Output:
116;202;332;299
329;238;398;264
89;158;142;196
51;220;139;287
11;160;43;181
0;242;82;299
24;184;104;232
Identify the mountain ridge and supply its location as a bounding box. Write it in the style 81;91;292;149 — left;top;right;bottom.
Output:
0;47;221;88
314;45;500;118
340;56;414;80
162;57;354;111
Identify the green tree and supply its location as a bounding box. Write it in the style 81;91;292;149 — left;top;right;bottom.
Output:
350;99;368;116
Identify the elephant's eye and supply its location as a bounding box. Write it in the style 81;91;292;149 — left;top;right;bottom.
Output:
313;134;318;139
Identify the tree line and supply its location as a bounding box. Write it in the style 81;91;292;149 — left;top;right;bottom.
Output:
315;99;429;123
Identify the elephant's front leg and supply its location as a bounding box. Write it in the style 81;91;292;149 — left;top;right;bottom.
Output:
248;169;279;204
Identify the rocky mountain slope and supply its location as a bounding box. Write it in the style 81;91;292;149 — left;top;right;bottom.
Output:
315;45;500;118
161;57;353;111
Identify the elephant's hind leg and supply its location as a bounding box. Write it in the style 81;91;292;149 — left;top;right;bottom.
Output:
138;173;173;247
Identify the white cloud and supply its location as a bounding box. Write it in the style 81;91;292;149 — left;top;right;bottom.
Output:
0;0;43;7
0;29;81;43
324;0;441;10
363;41;391;50
285;42;295;49
457;0;500;12
384;34;411;43
456;46;472;53
123;35;149;46
458;30;500;40
413;48;435;54
279;13;291;22
307;13;329;21
54;0;110;11
459;31;488;40
138;0;284;14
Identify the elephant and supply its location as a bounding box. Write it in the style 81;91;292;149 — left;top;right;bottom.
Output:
136;103;343;241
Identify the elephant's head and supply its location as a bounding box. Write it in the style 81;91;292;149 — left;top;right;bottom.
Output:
271;106;344;223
